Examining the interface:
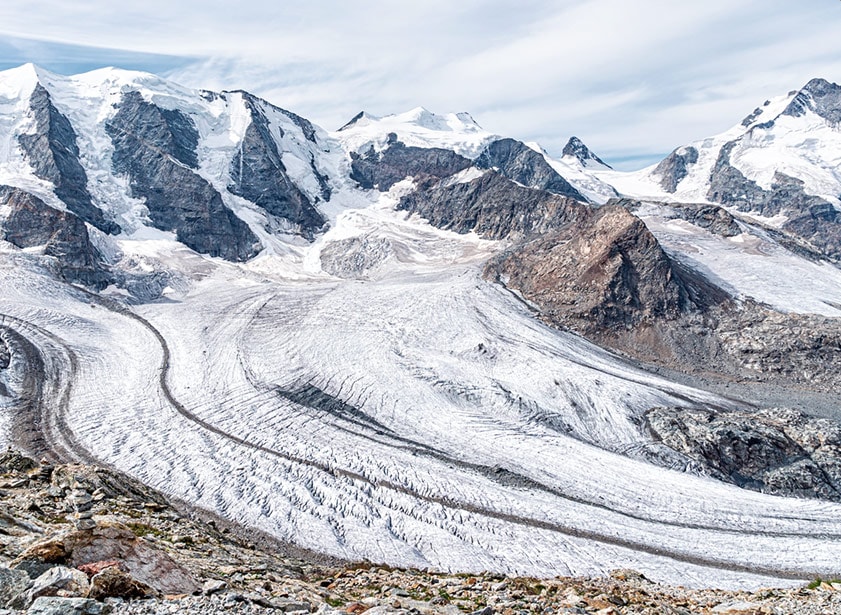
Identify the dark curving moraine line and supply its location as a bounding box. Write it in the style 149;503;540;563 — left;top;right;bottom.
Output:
107;303;835;583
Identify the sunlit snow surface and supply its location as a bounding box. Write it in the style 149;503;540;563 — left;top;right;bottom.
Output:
2;203;841;591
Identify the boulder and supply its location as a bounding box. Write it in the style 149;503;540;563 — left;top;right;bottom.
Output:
0;567;31;607
26;597;110;615
87;566;156;601
8;566;88;610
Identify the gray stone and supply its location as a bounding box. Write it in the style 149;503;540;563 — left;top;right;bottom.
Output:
476;138;585;200
398;170;587;240
562;136;612;169
653;145;698;193
227;92;327;236
106;91;260;262
646;407;841;500
8;566;89;610
201;579;227;596
0;186;110;289
26;597;111;615
18;84;119;235
0;567;31;608
350;137;471;192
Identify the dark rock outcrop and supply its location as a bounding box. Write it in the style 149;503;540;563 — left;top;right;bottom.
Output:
227;93;327;236
618;198;742;237
485;205;703;331
0;186;109;288
562;136;611;169
18;84;119;235
350;137;472;192
397;171;586;240
653;146;698;193
475;138;585;200
106;91;259;262
707;143;841;259
782;77;841;125
647;407;841;501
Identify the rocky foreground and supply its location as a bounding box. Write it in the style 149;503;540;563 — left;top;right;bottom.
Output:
0;451;839;615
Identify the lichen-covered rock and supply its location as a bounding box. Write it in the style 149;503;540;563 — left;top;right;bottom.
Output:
0;566;30;608
87;566;156;601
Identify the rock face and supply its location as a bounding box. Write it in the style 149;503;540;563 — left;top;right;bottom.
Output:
707;144;841;258
475;138;586;200
349;136;471;191
782;77;841;124
228;93;326;236
106;91;259;262
486;205;701;331
561;136;612;169
18;85;119;235
647;407;841;501
0;186;109;288
653;146;698;193
397;171;586;240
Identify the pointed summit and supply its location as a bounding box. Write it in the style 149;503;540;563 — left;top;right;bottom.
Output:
562;136;611;169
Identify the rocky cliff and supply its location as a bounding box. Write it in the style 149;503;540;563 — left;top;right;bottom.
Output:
106;92;260;262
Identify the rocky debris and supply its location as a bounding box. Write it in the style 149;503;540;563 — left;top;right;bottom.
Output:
562;136;612;169
6;566;89;610
647;407;841;500
87;567;155;601
106;91;260;262
68;481;94;532
620;198;742;238
27;596;111;615
652;145;698;193
0;186;109;289
227;93;326;236
319;235;394;279
475;138;585;200
18;84;118;235
1;453;840;614
0;567;30;607
13;523;199;596
398;170;586;240
486;205;718;332
349;137;471;192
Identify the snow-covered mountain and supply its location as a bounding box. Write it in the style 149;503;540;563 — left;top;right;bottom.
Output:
600;78;841;259
2;64;841;590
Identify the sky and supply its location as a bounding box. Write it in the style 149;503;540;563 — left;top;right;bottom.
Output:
0;1;839;170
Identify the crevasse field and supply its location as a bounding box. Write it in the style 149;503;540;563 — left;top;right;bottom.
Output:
2;66;841;591
3;196;841;590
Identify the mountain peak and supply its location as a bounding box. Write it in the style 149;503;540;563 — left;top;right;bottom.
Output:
562;136;611;169
782;77;841;124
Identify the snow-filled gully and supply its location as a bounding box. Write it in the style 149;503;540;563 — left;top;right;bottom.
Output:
2;258;841;591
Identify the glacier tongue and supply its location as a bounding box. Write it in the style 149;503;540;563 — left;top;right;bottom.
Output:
2;202;841;590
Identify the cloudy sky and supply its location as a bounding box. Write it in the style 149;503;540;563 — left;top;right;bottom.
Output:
1;1;839;169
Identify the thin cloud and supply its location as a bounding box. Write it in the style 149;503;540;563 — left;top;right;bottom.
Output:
1;1;839;169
